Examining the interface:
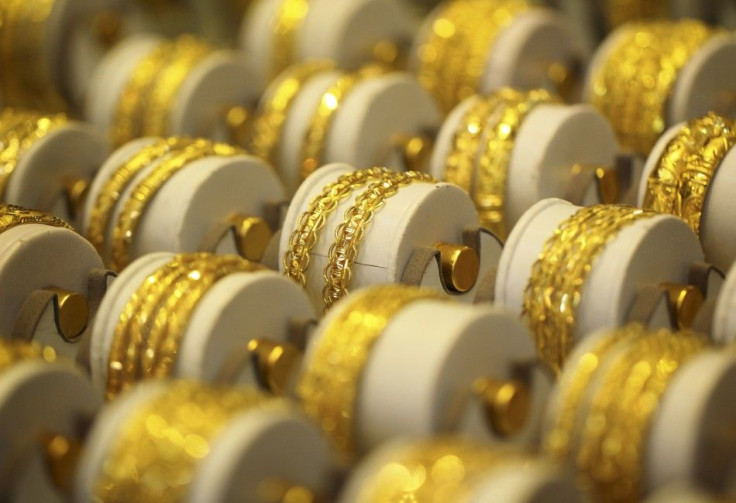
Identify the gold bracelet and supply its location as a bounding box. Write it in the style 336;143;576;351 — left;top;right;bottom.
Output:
356;438;524;501
86;137;197;257
543;323;647;459
283;167;394;287
94;381;276;501
108;140;242;271
300;65;389;180
113;41;176;147
643;113;736;237
0;339;57;371
250;60;334;166
474;88;557;239
603;0;667;30
0;203;73;234
271;0;310;78
322;171;436;311
522;205;655;374
575;329;708;502
590;20;718;155
297;285;443;459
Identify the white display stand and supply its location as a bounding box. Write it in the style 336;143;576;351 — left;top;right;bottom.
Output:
0;225;104;359
90;252;315;394
430;101;619;230
82;139;285;266
712;262;736;345
0;361;101;502
339;439;582;503
280;164;503;310
496;199;705;341
74;381;333;503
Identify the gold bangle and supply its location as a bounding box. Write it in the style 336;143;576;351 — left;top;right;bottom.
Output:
283;167;394;287
575;329;708;502
296;285;444;459
271;0;310;78
0;203;73;234
643;113;736;237
590;20;718;155
603;0;668;30
94;381;276;501
300;64;389;180
108;140;242;271
474;88;557;239
0;339;57;370
86;137;197;257
322;171;436;311
522;205;655;374
250;60;334;166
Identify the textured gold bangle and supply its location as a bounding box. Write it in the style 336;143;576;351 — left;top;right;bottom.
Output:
86;137;197;257
250;60;334;166
590;20;718;155
108;140;242;271
474;88;557;239
0;203;73;234
322;171;436;311
300;65;389;180
575;329;708;502
355;438;525;502
271;0;310;78
543;323;647;460
522;205;655;374
297;285;443;459
0;339;57;370
644;113;736;237
94;381;276;501
283;167;394;287
603;0;667;30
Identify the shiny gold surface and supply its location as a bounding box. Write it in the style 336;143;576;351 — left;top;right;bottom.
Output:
45;288;89;342
247;338;302;396
228;214;273;262
434;241;480;293
473;377;530;437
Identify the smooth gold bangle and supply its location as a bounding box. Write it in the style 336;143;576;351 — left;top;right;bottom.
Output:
250;60;334;166
522;205;655;374
108;140;241;271
94;381;275;501
297;285;443;459
86;137;197;257
474;88;557;239
283;167;394;287
643;113;736;237
0;203;73;234
0;339;57;370
575;329;708;502
590;20;718;155
271;0;310;78
322;171;436;311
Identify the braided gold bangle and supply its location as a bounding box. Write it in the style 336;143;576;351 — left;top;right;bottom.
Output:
108;140;242;271
575;329;708;502
250;60;334;166
644;113;736;237
0;339;57;370
94;381;276;501
86;137;197;257
0;203;73;234
283;167;394;287
271;0;310;78
474;88;557;239
590;20;718;155
522;205;655;374
297;285;443;458
322;171;436;311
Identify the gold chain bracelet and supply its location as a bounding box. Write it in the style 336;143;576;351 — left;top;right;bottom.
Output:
575;330;708;502
590;20;718;155
522;205;655;374
643;113;736;237
297;285;443;459
94;381;277;502
271;0;310;78
322;171;436;310
0;203;73;234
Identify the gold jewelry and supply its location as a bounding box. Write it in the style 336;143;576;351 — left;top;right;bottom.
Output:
94;381;276;501
0;339;56;370
250;60;334;166
108;140;241;271
322;171;436;310
643;113;736;237
0;203;73;234
296;285;443;459
522;205;655;374
271;0;310;78
86;137;197;257
283;167;394;287
474;88;557;239
590;20;719;155
575;329;708;502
